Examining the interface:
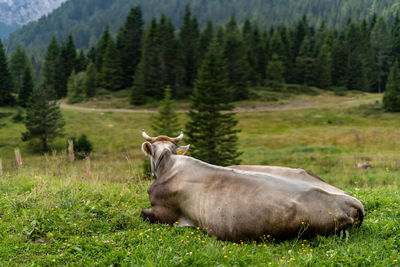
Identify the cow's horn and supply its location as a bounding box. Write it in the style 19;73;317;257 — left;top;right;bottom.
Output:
142;130;155;142
171;131;184;143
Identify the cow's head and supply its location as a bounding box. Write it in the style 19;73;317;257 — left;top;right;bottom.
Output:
141;130;190;175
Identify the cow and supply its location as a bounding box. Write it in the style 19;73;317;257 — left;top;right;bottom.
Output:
140;131;365;242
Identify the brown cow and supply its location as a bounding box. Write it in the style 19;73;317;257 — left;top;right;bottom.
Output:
140;131;364;241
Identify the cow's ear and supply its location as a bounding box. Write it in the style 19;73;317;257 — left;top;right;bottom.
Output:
141;142;153;157
176;144;190;155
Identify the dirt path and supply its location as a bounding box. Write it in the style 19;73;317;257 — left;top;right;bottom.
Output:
60;104;157;113
60;94;380;114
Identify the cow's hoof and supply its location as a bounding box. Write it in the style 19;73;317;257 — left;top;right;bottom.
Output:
141;209;155;223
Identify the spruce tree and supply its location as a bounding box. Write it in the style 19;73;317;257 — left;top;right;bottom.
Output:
9;45;29;95
19;65;34;107
22;84;65;152
151;86;180;136
186;38;241;166
84;61;97;98
130;60;146;105
42;36;59;95
295;36;314;85
158;15;183;97
55;33;77;98
197;20;213;68
390;14;400;65
331;32;347;87
292;15;310;61
67;71;86;103
370;17;390;93
243;22;265;84
0;39;14;105
223;16;250;100
383;62;400;112
314;43;332;89
95;25;111;72
266;53;286;90
100;38;124;91
345;22;368;91
180;4;199;90
75;49;87;72
130;17;163;104
116;5;143;88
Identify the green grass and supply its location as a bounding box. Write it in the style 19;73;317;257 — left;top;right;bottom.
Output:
0;92;399;265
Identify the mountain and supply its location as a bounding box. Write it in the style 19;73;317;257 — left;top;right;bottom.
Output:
5;0;400;57
0;0;67;38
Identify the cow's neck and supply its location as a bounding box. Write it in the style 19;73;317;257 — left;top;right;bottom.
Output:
153;150;169;174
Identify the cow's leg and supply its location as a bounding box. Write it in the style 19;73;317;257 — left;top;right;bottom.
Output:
141;206;179;225
141;209;156;223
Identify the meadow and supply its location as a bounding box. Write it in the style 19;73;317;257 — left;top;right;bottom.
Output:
0;91;399;266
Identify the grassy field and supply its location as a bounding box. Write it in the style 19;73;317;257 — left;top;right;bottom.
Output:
0;91;399;266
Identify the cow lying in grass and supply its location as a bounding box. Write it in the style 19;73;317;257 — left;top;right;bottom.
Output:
140;131;365;241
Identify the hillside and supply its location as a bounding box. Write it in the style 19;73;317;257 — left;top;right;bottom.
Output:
0;0;67;38
5;0;400;57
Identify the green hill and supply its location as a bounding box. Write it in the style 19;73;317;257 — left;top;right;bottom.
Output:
5;0;400;57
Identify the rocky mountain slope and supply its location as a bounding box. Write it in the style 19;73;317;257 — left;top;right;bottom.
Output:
0;0;67;38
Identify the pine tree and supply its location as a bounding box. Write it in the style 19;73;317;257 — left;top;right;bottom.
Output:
293;15;310;60
0;39;14;105
331;32;347;87
116;5;143;88
55;33;77;98
19;65;34;107
295;36;314;85
370;17;390;93
67;71;86;103
22;84;65;152
345;22;368;91
185;38;241;166
158;15;182;97
95;25;111;72
383;62;400;112
9;45;29;95
223;16;250;100
314;42;332;89
75;49;87;72
100;38;124;91
269;30;288;80
180;4;199;90
266;53;285;90
197;20;213;68
130;60;146;105
84;61;97;98
151;86;180;136
390;13;400;65
41;36;59;96
243;21;265;84
131;17;163;104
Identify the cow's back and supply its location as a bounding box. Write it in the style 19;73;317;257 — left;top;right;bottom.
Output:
228;165;345;194
174;159;364;241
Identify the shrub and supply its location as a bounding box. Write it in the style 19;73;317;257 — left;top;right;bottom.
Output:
12;108;24;123
67;134;93;159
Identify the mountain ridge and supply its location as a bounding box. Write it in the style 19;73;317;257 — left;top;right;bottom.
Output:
0;0;67;38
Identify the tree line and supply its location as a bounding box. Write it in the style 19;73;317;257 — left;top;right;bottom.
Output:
3;5;400;106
